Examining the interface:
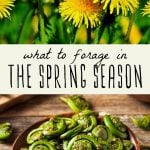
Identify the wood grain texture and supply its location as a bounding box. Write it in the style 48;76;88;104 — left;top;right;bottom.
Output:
0;94;150;150
0;95;150;117
0;95;34;112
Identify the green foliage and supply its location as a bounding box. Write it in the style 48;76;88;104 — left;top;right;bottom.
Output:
0;0;149;44
0;1;33;43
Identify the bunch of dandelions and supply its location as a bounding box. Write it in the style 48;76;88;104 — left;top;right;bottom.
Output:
58;0;140;29
143;1;150;16
0;0;15;19
59;0;103;29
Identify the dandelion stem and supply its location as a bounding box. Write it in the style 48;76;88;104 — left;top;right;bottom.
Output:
55;0;59;7
108;26;114;43
16;9;34;44
73;28;78;44
38;0;47;43
87;27;92;44
94;23;106;44
125;13;135;43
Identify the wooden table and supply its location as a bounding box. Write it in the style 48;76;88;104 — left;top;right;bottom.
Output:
0;95;150;150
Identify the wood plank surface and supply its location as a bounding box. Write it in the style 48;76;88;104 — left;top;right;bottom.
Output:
0;95;150;150
0;95;34;112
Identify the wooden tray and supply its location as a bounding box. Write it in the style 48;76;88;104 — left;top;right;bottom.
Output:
0;95;33;112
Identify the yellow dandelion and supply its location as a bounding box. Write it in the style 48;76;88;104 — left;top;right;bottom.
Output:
97;0;139;16
0;0;15;19
59;0;102;28
143;1;150;16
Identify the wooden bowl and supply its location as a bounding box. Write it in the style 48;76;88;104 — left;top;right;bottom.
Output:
12;113;140;150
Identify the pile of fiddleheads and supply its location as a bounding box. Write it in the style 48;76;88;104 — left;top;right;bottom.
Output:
21;95;134;150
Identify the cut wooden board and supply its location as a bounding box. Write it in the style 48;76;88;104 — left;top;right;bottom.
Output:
0;95;33;112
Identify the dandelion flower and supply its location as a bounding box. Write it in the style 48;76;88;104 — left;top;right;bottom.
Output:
143;1;150;16
0;0;15;19
98;0;139;16
59;0;102;28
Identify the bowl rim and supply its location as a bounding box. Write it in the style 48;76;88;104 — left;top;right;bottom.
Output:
12;112;141;150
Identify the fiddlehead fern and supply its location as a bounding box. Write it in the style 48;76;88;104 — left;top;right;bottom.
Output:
60;95;89;112
122;140;133;150
110;116;126;132
42;118;66;139
72;110;97;132
131;115;150;130
103;115;127;139
27;128;43;144
56;117;77;129
0;122;12;140
70;140;93;150
29;140;56;150
27;118;66;144
107;139;133;150
66;134;102;150
39;120;54;129
109;139;123;150
92;125;112;141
